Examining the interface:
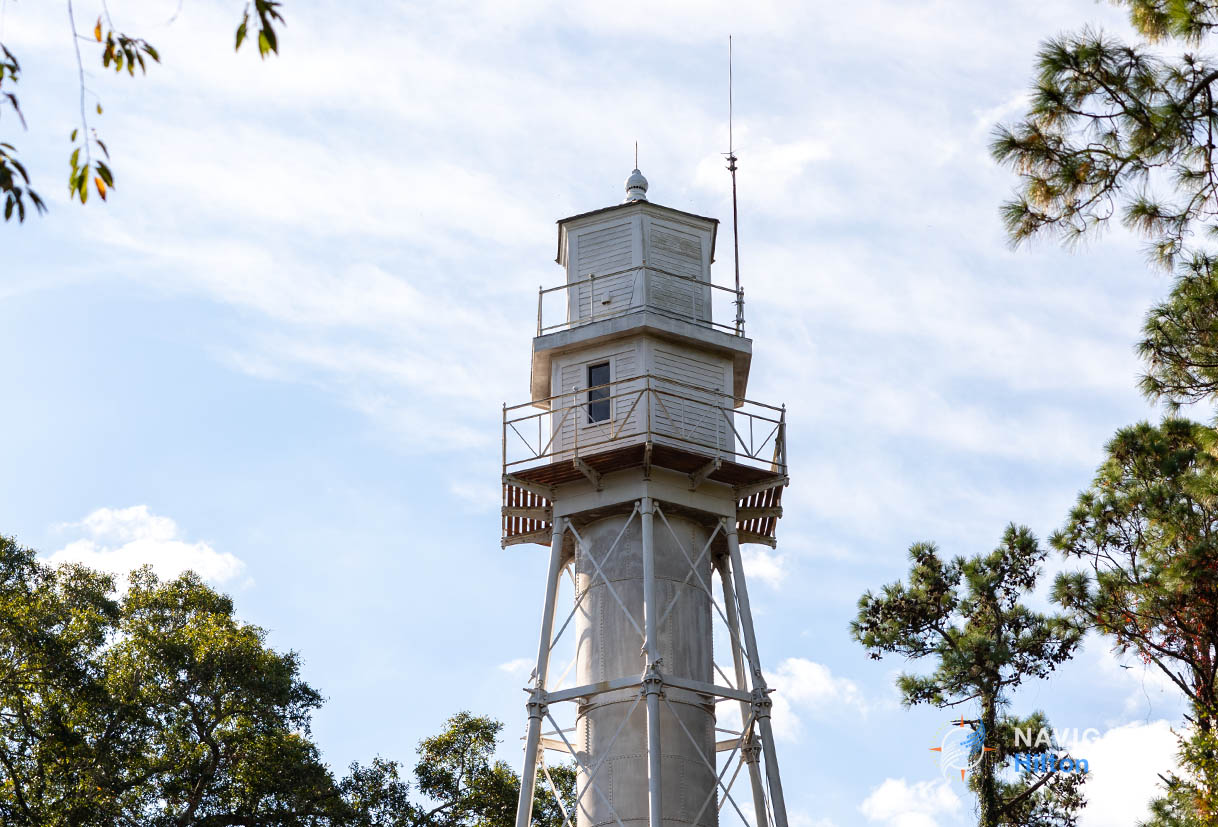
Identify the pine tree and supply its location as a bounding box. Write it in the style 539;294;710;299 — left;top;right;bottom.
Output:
852;525;1085;827
1052;420;1218;823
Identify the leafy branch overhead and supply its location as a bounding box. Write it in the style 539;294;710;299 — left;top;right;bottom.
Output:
0;0;285;222
992;27;1218;269
993;1;1218;412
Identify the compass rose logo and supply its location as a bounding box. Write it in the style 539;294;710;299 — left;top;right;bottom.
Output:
929;716;994;782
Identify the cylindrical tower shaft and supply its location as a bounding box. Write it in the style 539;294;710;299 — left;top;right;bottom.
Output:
574;508;718;827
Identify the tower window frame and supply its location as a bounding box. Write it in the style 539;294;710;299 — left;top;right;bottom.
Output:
586;361;611;424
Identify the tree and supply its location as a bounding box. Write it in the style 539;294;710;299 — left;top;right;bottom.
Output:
411;712;574;827
0;533;575;826
0;0;285;222
0;533;122;824
991;1;1218;410
851;525;1086;827
1051;419;1218;823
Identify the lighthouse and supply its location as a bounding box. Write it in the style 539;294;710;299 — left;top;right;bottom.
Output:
503;169;790;827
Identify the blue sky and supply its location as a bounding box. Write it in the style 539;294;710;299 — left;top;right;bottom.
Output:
0;0;1201;824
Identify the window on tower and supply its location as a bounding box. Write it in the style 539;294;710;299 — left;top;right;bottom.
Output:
587;362;611;423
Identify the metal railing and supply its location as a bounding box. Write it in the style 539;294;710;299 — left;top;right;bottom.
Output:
536;265;745;337
503;374;785;476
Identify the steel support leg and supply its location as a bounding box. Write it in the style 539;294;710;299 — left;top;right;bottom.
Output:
515;518;568;827
717;554;770;827
639;497;663;827
724;522;789;827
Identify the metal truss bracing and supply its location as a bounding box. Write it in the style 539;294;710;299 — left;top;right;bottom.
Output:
513;504;790;827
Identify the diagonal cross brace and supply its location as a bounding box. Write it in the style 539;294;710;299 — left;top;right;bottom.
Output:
549;506;640;654
656;516;723;629
661;695;756;827
566;517;645;643
544;695;641;827
654;506;750;666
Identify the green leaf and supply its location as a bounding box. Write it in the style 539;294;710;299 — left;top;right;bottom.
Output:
96;102;103;115
70;147;80;170
258;30;270;57
96;161;113;188
70;128;78;142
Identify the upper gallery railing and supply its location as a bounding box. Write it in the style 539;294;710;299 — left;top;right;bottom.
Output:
536;265;745;337
503;374;785;477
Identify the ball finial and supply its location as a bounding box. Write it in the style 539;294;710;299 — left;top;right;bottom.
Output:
624;168;648;203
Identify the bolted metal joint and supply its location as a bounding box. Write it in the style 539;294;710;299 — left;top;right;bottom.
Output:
641;663;665;698
741;740;763;765
525;688;548;720
750;687;774;720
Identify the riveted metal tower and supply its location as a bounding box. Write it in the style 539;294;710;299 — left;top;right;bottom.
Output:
503;170;790;827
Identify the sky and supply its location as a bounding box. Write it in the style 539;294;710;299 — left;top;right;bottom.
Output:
0;0;1203;825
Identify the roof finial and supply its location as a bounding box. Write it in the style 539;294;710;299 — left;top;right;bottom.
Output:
624;157;648;203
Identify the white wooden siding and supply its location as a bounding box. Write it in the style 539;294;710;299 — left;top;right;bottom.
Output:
649;225;702;278
645;222;709;323
571;222;635;322
553;347;643;454
651;347;730;452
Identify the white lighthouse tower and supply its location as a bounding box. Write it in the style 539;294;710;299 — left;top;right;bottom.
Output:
503;169;790;827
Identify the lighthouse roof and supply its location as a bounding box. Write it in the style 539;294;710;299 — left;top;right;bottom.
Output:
555;200;719;265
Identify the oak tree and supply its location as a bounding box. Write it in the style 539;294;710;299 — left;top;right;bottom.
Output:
0;534;575;826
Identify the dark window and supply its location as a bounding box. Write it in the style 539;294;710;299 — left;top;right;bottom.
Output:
587;362;610;423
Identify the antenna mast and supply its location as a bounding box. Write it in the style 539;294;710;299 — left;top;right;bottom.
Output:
727;36;744;335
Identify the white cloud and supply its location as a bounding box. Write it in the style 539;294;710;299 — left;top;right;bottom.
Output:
498;658;534;677
742;546;787;588
769;657;867;741
859;778;961;827
46;506;245;586
1078;721;1180;827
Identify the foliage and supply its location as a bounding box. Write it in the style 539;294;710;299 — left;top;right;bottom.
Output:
412;712;575;827
1051;419;1218;822
991;0;1218;268
1139;773;1207;827
992;713;1086;827
991;1;1218;410
0;534;574;826
1139;255;1218;407
852;525;1086;827
0;0;285;222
